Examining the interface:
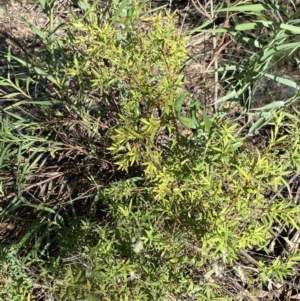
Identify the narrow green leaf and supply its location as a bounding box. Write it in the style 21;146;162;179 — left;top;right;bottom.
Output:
202;21;271;33
214;90;239;104
248;116;269;134
191;109;199;127
202;109;212;132
37;0;47;10
22;20;46;40
110;0;129;24
280;23;300;34
264;73;300;89
128;128;143;139
141;4;168;17
216;4;280;12
254;101;285;110
0;92;22;98
240;37;263;48
174;92;189;114
178;115;196;129
202;20;300;34
261;42;300;61
77;0;90;11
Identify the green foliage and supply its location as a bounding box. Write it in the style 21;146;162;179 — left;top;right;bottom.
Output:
60;3;189;171
0;252;33;301
1;0;300;300
199;2;300;133
53;113;300;300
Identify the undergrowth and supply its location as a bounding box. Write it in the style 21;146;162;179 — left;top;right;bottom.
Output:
0;0;300;300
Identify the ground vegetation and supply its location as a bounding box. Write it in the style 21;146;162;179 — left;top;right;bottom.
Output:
1;0;300;300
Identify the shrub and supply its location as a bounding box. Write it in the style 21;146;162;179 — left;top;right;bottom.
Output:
1;0;300;300
54;113;300;300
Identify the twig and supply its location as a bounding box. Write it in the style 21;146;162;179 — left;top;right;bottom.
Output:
271;172;299;201
210;0;218;112
239;249;260;266
190;0;212;21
